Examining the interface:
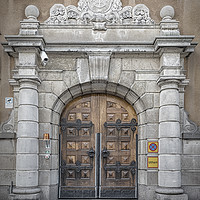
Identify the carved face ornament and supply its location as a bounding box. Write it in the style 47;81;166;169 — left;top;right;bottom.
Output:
87;0;114;13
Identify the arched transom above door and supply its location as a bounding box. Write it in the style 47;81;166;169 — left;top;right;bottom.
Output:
59;94;138;199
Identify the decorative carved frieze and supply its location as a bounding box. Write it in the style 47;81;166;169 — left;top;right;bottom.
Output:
44;1;154;28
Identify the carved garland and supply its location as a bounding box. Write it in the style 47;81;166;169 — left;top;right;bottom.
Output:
44;0;154;26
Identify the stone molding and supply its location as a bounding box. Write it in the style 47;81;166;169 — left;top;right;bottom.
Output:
44;1;154;28
182;111;200;140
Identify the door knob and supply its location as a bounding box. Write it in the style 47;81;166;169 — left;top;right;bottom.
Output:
87;147;95;158
102;147;110;158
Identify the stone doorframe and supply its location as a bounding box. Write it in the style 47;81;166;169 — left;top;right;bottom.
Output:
3;2;197;200
53;82;143;199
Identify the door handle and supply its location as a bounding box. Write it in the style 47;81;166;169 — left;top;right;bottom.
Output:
102;147;110;158
87;147;95;158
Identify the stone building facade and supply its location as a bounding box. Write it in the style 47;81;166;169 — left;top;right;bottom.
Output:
0;0;200;200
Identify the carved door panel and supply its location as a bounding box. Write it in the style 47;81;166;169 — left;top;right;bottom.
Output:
59;94;138;199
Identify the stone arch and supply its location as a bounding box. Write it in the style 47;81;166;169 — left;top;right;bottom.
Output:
51;80;147;138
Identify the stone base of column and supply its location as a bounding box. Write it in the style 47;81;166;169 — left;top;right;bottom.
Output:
9;187;41;200
155;187;188;200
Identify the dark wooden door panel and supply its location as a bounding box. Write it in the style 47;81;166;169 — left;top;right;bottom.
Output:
59;94;138;199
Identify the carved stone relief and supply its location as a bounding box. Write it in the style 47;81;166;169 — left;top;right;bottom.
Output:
182;111;200;139
44;0;154;28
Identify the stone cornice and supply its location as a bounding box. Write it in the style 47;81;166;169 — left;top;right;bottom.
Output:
153;36;197;57
2;35;46;56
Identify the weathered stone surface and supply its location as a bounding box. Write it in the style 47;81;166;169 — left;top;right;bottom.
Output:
39;70;63;81
182;156;200;169
138;170;147;185
18;105;38;122
147;171;158;185
17;138;38;153
116;85;129;98
50;170;58;185
51;140;59;155
138;140;147;154
0;156;16;170
51;111;60;125
146;123;159;138
182;172;200;185
77;58;90;83
156;193;188;200
159;122;180;138
138;124;147;140
51;124;59;140
183;140;200;155
119;71;135;88
136;72;159;81
18;122;38;138
140;93;154;110
51;155;59;170
45;93;58;110
16;154;38;170
0;170;16;185
131;81;146;97
109;58;122;83
160;89;179;106
138;111;147;125
39;170;50;185
146;108;159;123
159;105;180;122
19;88;38;106
183;186;200;200
133;99;146;114
69;85;82;98
39;155;51;170
125;90;139;105
0;186;9;200
159;138;181;154
46;55;76;70
122;58;159;70
16;171;38;187
139;185;157;200
63;71;79;88
0;140;16;154
138;155;147;170
160;53;180;67
51;81;67;97
159;155;181;170
146;81;160;93
39;108;51;123
159;171;181;187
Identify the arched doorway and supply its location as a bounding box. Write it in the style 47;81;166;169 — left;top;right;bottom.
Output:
59;94;138;199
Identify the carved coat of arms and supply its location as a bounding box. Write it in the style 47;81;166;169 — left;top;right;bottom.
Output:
87;0;114;13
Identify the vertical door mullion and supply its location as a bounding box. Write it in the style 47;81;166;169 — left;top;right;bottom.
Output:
95;133;101;198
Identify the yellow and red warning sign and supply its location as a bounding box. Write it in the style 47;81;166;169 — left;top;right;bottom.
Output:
147;156;158;168
148;141;158;153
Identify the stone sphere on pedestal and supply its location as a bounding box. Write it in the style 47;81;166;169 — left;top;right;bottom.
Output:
25;5;39;20
160;5;175;20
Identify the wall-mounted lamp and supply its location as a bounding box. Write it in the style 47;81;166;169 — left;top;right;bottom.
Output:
43;133;50;159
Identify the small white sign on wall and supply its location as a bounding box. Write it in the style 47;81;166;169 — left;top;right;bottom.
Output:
5;97;13;108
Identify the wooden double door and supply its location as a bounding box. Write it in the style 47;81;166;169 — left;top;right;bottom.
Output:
59;94;138;199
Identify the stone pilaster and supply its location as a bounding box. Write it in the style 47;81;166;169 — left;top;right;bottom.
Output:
11;79;41;200
155;49;188;200
8;5;44;199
